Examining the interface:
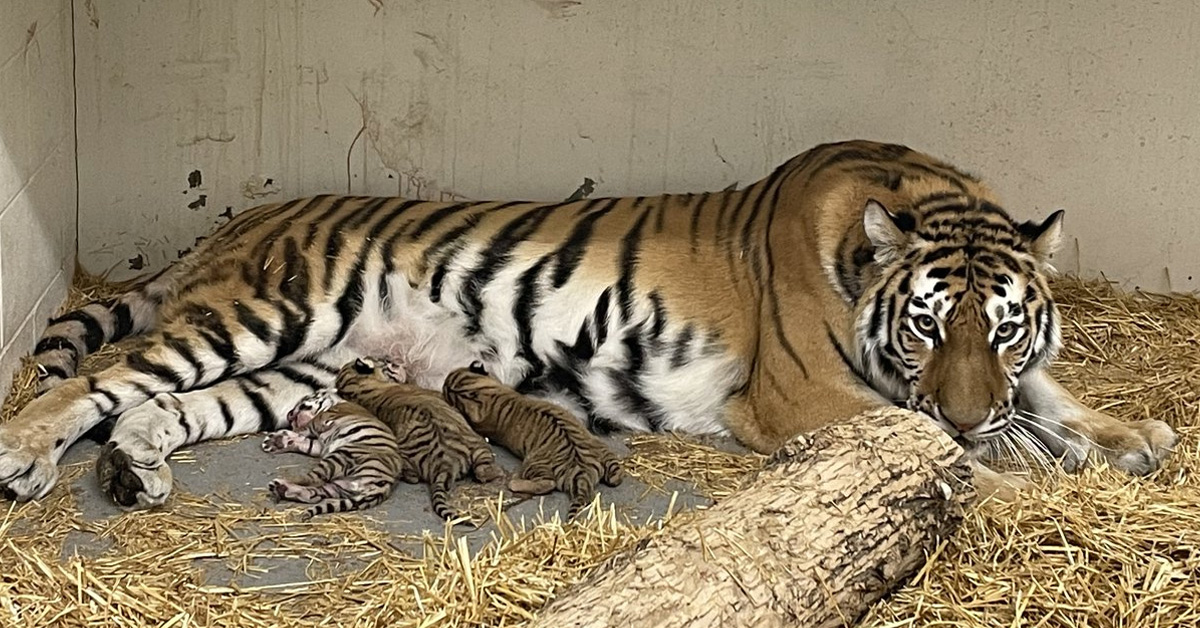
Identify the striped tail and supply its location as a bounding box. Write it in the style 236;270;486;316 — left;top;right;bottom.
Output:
301;491;388;521
428;469;457;521
33;269;173;393
602;458;624;487
565;471;597;520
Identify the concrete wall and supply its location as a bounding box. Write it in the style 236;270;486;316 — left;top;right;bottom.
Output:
0;1;76;398
75;1;1200;292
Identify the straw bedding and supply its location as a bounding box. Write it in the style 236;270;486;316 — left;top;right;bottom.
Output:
1;273;1198;627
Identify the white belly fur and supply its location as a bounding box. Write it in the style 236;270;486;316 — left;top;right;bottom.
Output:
341;272;742;436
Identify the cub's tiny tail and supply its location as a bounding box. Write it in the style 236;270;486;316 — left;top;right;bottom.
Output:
428;467;458;522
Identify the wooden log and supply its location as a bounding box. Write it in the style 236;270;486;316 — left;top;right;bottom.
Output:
532;407;976;628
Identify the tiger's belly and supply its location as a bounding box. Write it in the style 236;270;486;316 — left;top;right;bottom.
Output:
339;273;746;435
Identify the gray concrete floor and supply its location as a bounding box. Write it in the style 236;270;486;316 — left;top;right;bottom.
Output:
55;433;732;588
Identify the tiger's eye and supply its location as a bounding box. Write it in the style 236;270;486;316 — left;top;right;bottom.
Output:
913;314;938;335
995;321;1018;342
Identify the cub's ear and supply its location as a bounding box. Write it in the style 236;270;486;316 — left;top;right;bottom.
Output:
1017;209;1065;264
352;358;374;375
468;361;488;375
863;200;913;264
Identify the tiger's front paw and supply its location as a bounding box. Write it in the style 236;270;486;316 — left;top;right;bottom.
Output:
1104;419;1177;476
96;443;173;510
0;445;59;502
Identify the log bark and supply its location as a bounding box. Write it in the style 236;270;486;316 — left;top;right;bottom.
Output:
532;407;976;628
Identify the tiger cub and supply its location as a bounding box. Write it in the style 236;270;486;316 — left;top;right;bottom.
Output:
262;398;407;521
335;357;504;522
442;362;623;519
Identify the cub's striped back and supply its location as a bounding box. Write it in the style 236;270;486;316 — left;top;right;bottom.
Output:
336;358;503;521
443;362;622;519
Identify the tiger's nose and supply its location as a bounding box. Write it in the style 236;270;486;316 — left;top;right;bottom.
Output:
940;406;993;434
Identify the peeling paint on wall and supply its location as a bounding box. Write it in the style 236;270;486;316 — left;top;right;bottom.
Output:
84;0;100;28
241;175;281;200
564;177;595;202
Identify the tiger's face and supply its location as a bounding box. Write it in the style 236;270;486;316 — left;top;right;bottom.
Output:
855;199;1064;447
287;389;341;431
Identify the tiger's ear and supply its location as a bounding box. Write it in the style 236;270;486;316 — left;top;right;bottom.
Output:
1018;209;1065;263
468;361;487;375
352;358;373;375
863;200;912;264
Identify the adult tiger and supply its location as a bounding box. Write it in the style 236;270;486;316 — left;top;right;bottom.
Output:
0;140;1176;508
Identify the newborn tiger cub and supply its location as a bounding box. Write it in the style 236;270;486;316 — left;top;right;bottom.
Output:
262;393;407;521
442;363;623;519
335;357;504;522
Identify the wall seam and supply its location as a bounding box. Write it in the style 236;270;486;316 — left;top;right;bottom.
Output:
69;0;80;281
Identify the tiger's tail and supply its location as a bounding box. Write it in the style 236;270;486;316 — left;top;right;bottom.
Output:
32;267;176;393
565;471;598;520
428;468;457;521
602;457;624;487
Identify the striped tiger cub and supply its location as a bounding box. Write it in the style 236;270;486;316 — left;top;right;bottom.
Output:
443;362;623;519
262;399;406;521
335;357;504;521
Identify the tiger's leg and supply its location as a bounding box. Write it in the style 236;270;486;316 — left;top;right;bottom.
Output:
33;270;173;393
96;355;344;509
399;459;420;484
262;430;323;457
466;438;503;483
1016;368;1177;475
2;309;342;503
508;461;556;495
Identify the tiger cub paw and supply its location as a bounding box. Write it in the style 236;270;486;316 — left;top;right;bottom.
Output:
267;478;293;501
473;461;506;484
262;430;305;454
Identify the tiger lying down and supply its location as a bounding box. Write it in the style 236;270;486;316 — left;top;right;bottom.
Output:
0;140;1178;510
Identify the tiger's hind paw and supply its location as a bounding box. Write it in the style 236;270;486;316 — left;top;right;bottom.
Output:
262;430;308;454
473;461;505;484
96;443;173;510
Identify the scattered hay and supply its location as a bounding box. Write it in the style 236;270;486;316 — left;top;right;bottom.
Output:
622;433;763;500
1;273;1199;626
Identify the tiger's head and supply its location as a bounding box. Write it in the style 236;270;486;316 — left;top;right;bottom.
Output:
287;388;341;431
441;361;495;427
334;356;408;391
853;198;1064;447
